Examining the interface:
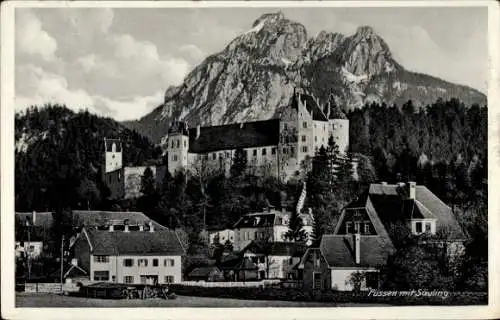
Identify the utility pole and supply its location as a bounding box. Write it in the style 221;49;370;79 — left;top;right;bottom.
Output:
25;219;31;281
60;234;64;292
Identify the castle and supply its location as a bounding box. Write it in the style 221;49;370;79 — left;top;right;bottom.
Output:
102;89;350;199
102;138;166;200
166;89;349;180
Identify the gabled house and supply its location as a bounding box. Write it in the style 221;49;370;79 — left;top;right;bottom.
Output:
72;222;185;285
299;182;467;291
241;241;307;280
233;209;313;250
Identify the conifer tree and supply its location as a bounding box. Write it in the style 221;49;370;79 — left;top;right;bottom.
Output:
284;210;307;242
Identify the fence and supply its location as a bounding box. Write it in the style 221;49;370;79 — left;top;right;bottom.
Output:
179;279;281;288
24;283;62;294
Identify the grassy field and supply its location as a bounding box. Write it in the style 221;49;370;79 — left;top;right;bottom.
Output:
16;293;384;308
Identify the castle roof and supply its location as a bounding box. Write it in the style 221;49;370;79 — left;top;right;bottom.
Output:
292;93;328;121
188;119;280;154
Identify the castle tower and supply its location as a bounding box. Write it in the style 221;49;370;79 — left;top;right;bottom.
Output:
167;121;190;175
327;101;349;154
103;138;123;173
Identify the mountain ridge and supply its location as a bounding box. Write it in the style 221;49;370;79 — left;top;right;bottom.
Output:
124;12;486;143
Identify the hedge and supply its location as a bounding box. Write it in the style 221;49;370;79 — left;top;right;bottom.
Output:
168;284;487;305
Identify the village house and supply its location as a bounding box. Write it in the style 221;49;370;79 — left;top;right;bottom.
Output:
232;209;313;251
15;211;53;259
240;241;307;280
298;182;467;291
165;88;349;181
71;221;185;285
208;228;235;246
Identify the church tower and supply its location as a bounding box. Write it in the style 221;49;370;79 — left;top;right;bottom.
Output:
167;121;190;175
103;138;123;173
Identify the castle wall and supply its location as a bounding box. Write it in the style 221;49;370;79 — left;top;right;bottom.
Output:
312;120;329;154
296;100;314;174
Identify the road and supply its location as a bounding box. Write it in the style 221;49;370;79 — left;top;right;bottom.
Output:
16;293;384;308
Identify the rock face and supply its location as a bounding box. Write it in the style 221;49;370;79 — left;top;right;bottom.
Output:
126;12;486;143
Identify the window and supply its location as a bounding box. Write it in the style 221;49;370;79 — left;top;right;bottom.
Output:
364;222;371;234
138;259;148;267
289;258;294;265
282;147;288;154
176;140;180;148
354;221;361;233
184;140;187;147
415;222;422;233
124;276;134;284
164;259;175;267
93;271;109;281
315;252;321;268
212;153;216;160
303;122;308;128
262;148;267;155
272;147;276;155
366;272;379;289
302;135;306;142
323;124;326;131
314;123;317;128
290;147;295;154
94;255;109;263
253;149;257;157
284;123;288;130
172;155;178;162
254;232;258;239
302;146;308;153
164;276;175;284
314;136;317;142
153;259;159;267
346;221;352;234
123;259;134;267
171;141;174;148
425;222;432;233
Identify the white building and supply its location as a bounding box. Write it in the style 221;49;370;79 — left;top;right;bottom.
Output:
72;222;185;285
165;89;349;181
232;209;313;251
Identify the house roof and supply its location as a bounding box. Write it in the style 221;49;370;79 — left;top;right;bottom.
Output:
188;119;280;154
83;228;185;256
72;210;166;230
347;183;466;241
233;210;290;228
242;241;307;257
188;266;221;277
320;235;395;268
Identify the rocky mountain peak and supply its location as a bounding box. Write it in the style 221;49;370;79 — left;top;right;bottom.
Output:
355;25;375;38
341;25;398;76
251;11;285;28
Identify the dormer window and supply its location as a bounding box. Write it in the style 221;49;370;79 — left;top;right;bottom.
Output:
412;219;436;235
345;221;352;234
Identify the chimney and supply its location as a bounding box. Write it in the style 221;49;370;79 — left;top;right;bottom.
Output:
148;221;154;232
353;233;361;264
408;181;416;199
196;125;201;140
108;224;114;232
381;181;387;185
32;211;37;225
71;258;78;266
124;219;130;233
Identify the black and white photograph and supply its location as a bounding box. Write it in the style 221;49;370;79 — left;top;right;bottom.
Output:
1;1;499;319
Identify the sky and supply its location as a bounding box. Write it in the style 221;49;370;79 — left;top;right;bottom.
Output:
15;6;488;121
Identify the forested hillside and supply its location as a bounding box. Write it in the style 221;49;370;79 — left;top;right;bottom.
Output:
15;105;162;212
